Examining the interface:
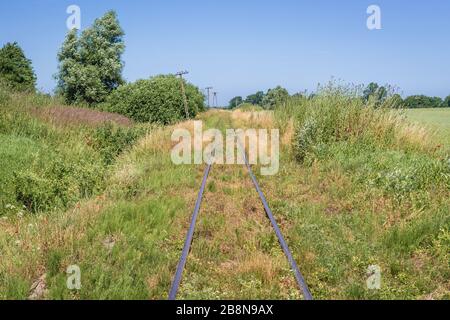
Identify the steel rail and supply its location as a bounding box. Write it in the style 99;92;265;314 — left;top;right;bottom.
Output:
168;145;313;300
168;164;212;300
238;143;314;300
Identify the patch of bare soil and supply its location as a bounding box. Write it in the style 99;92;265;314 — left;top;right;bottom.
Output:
31;106;133;127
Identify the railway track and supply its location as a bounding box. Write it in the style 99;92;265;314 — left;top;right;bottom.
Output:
168;147;313;300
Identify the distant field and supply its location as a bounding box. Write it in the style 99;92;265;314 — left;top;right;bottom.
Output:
404;108;450;146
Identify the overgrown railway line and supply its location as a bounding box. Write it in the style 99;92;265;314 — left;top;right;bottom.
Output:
168;147;313;300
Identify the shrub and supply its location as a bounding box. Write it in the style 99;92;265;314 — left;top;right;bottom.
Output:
289;91;381;160
92;123;147;165
384;94;404;109
293;118;320;162
228;96;243;109
262;86;289;109
13;151;104;213
245;91;265;105
102;75;205;124
284;83;433;162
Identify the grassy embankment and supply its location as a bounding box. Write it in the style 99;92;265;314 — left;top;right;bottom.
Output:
0;85;152;298
0;86;449;300
266;93;449;299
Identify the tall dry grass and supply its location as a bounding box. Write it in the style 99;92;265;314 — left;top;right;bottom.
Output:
274;85;440;156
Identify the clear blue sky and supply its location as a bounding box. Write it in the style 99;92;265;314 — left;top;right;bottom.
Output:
1;0;449;104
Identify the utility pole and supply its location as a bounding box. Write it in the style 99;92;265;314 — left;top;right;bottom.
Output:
176;70;190;119
205;87;213;108
213;92;218;108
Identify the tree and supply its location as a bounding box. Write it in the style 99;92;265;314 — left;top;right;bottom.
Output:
444;96;450;108
103;75;205;124
262;86;289;109
229;96;243;109
0;42;36;91
403;95;443;109
385;94;404;109
57;11;125;105
363;82;388;105
291;92;306;99
56;29;80;103
363;82;379;102
245;91;265;105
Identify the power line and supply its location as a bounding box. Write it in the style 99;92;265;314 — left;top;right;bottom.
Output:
205;87;213;108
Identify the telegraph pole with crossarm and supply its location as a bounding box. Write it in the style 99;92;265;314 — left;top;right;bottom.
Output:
205;86;213;108
176;70;190;119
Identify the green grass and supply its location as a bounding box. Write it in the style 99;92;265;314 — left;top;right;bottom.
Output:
0;84;449;300
0;121;201;299
0;134;43;211
404;108;450;146
258;143;449;299
269;90;449;299
0;86;147;215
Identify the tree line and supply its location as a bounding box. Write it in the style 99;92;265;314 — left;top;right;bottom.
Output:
229;82;450;110
229;86;290;110
363;82;450;109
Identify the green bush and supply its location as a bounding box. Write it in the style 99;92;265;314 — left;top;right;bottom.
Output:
262;86;289;109
102;75;205;124
289;89;385;163
228;96;243;109
293;118;320;162
245;91;265;106
5;119;148;213
92;123;147;165
13;151;104;213
0;135;42;212
285;83;416;163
